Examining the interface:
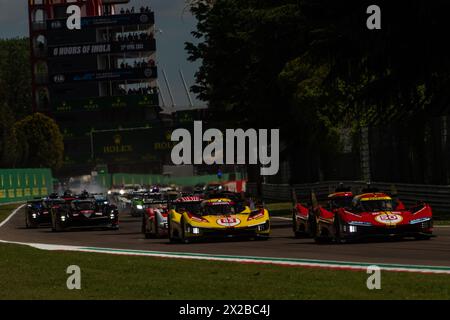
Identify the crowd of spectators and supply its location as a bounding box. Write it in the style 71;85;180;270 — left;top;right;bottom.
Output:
116;86;158;96
118;59;156;69
119;6;152;15
115;32;154;42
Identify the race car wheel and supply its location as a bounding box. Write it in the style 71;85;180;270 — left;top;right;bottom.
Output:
51;214;63;232
314;223;332;244
154;217;160;238
168;217;177;243
51;213;56;232
333;215;344;244
25;214;36;229
292;212;302;238
180;218;190;244
143;217;152;239
308;213;318;238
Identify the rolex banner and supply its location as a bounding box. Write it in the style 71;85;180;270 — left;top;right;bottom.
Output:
92;127;191;163
52;94;159;113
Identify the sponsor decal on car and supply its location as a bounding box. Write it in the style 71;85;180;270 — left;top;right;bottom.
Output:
217;217;241;227
374;212;403;225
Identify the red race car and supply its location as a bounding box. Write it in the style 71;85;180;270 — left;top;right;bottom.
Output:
315;192;433;243
293;190;353;238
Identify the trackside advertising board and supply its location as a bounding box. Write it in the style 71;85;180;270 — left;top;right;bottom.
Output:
0;169;53;203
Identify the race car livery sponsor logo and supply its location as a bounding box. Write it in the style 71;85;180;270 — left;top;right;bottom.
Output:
361;196;392;201
217;217;241;227
375;213;403;225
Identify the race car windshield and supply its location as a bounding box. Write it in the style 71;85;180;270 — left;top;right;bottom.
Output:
330;197;352;209
72;202;95;211
202;204;235;216
174;203;201;214
360;200;394;212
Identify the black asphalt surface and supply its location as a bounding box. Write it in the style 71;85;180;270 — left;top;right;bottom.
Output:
1;206;450;267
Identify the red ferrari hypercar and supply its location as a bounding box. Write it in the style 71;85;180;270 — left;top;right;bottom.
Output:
293;190;353;238
315;192;433;243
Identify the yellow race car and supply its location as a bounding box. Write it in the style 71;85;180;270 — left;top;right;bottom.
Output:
168;196;270;243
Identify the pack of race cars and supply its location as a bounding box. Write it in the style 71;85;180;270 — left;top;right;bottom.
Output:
24;183;434;243
25;191;119;232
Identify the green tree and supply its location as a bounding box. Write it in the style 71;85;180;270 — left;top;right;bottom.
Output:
0;38;32;119
0;103;18;167
14;113;64;171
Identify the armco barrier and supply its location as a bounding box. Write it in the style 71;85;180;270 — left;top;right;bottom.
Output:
0;169;53;204
247;181;450;217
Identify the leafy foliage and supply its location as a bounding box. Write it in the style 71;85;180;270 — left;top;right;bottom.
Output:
14;113;64;171
187;0;450;182
0;38;32;119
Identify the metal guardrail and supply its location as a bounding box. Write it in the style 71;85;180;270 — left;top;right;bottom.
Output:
247;181;450;217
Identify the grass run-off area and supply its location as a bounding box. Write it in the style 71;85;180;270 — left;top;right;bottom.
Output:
0;243;450;300
0;204;22;223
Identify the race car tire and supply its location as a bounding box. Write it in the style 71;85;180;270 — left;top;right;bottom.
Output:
180;218;190;244
333;215;344;244
25;214;38;229
314;223;333;244
143;217;153;239
168;218;177;243
154;217;160;238
292;212;302;238
51;214;64;232
308;213;318;238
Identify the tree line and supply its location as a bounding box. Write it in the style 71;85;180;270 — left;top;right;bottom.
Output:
0;38;64;171
186;0;450;184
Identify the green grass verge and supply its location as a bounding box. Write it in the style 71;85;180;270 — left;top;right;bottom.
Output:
0;204;22;223
0;243;450;300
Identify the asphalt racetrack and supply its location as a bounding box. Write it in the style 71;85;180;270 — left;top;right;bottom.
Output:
1;206;450;267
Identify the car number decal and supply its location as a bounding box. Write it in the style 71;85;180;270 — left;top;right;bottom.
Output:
217;217;241;227
375;213;403;225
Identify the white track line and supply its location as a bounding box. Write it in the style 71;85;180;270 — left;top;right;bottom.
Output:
0;204;25;228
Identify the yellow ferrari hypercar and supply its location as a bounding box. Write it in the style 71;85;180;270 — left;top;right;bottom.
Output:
168;196;270;243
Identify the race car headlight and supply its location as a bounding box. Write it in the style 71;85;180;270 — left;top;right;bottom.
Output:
110;214;115;219
348;221;372;227
256;221;269;231
32;213;37;219
349;225;357;233
410;218;431;225
137;205;144;210
60;215;66;222
192;227;200;235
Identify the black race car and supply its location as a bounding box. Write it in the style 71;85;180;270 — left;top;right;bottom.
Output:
25;199;53;228
51;198;119;232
